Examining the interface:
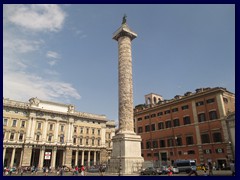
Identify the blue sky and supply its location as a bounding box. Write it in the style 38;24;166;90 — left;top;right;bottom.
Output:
3;4;235;123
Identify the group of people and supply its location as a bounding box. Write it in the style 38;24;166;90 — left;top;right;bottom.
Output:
72;165;86;176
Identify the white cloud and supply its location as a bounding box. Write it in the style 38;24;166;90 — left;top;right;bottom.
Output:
46;51;61;66
4;4;66;32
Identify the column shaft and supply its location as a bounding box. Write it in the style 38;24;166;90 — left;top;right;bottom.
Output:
10;148;16;168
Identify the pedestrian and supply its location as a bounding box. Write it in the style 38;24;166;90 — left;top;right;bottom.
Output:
188;165;198;176
20;167;24;176
230;160;235;176
75;166;79;176
167;165;173;176
99;165;104;176
222;163;225;170
60;167;64;176
208;162;213;176
80;165;85;176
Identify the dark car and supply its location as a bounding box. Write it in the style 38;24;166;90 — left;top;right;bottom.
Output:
87;166;100;173
140;167;161;175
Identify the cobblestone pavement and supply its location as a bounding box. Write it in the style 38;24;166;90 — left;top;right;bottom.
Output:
5;170;233;176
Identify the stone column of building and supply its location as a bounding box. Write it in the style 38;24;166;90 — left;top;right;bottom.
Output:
51;147;57;169
62;150;66;165
26;117;33;142
10;148;16;168
3;147;6;166
65;149;72;168
75;150;79;166
42;120;48;142
54;121;59;143
38;146;45;169
30;118;36;141
81;150;84;165
93;151;96;165
87;151;91;166
19;148;24;167
109;15;143;175
21;145;32;167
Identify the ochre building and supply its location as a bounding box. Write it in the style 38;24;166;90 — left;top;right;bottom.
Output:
134;87;235;169
3;97;115;169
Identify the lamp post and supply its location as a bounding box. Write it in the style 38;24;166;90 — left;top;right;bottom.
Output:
151;148;154;167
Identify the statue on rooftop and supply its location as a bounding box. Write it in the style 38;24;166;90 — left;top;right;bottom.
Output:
122;14;127;24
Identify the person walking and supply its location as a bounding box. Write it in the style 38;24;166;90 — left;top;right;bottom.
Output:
230;160;235;176
188;165;198;176
80;165;85;176
208;162;213;176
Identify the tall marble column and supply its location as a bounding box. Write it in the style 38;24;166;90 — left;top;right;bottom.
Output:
109;15;143;175
3;147;6;166
10;148;16;168
81;150;84;165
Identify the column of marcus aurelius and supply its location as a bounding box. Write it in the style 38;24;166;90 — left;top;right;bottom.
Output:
109;15;143;175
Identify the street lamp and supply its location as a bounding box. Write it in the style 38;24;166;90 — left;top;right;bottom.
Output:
151;148;154;167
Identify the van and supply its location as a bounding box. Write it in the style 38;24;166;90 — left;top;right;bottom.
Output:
173;160;196;173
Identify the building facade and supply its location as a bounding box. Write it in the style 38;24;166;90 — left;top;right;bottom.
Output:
3;97;115;169
134;87;235;169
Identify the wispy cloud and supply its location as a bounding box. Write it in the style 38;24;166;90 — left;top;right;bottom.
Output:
4;4;66;32
46;51;61;66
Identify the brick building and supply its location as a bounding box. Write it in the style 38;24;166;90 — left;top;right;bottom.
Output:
3;97;115;169
134;87;235;168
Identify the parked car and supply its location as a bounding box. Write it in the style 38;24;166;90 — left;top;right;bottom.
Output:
140;167;161;175
87;165;100;173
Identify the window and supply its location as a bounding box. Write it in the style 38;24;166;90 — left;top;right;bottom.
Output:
48;135;52;142
223;97;228;103
206;98;215;104
138;127;143;133
36;134;40;141
213;132;222;142
80;127;83;133
3;118;8;126
86;128;89;134
73;137;76;144
80;138;83;145
37;122;41;129
137;117;142;121
176;137;182;146
152;140;158;148
74;127;77;133
165;120;172;128
92;129;95;135
144;115;149;119
151;114;156;118
173;119;180;127
172;108;178;112
86;139;89;145
201;134;210;143
108;142;111;148
186;136;194;145
204;149;212;154
146;141;151;149
182;105;189;110
159;140;166;147
188;150;195;154
158;122;164;130
92;139;94;146
198;113;206;122
215;148;224;153
50;124;53;131
164;110;170;114
145;125;150;132
19;133;23;141
196;101;204;106
10;133;14;140
12;119;17;127
21;121;25;128
157;112;163;116
61;125;64;132
151;124;155;131
167;139;173;147
60;135;64;143
98;139;100;146
98;129;100;135
209;111;218;120
183;116;191;125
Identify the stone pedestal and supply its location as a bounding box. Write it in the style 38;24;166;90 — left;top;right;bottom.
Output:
109;133;143;175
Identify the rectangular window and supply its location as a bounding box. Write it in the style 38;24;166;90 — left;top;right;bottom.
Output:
92;139;94;145
50;124;53;131
151;124;155;131
98;139;100;146
215;148;224;153
186;136;194;145
167;139;173;147
173;119;180;127
209;111;218;120
80;127;83;133
164;110;170;114
3;118;8;126
12;119;17;127
80;138;83;145
19;133;23;141
196;101;204;106
10;133;14;140
146;141;151;149
176;137;182;146
21;121;25;128
86;139;89;145
74;127;77;133
144;115;149;119
151;114;156;118
158;122;164;130
182;105;189;110
206;98;215;104
183;116;191;125
98;129;100;135
60;135;64;143
152;140;158;148
61;125;64;132
145;125;150;132
172;108;178;112
159;140;165;147
198;113;206;122
137;117;142;121
73;138;76;144
204;149;212;154
213;132;222;142
201;134;210;143
92;129;95;135
36;134;40;141
48;135;52;142
138;127;143;133
86;128;89;134
157;112;163;116
37;122;41;129
165;120;172;128
188;150;195;154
